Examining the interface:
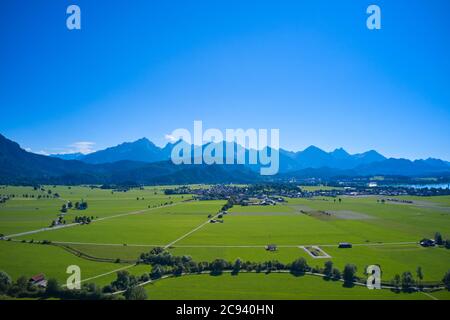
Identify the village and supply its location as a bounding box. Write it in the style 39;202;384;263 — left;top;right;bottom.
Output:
163;183;450;204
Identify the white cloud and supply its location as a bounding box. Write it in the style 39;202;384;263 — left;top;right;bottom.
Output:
24;147;49;155
164;134;177;142
25;142;96;156
69;141;96;154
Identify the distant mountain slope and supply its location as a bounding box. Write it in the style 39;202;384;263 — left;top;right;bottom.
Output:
356;158;450;176
50;152;84;161
1;133;450;184
0;134;259;184
70;137;388;172
81;138;171;164
0;134;96;183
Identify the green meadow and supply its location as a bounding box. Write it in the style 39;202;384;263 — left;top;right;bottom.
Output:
144;273;445;300
0;240;149;287
1;186;449;299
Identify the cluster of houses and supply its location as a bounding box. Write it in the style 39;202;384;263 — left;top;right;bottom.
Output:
188;185;287;206
239;196;283;206
164;184;450;206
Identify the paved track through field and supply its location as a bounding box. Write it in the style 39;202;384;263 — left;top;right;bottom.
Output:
2;202;180;239
163;212;222;249
61;263;137;288
420;291;439;300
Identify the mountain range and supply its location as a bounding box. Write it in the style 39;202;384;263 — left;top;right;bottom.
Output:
1;133;449;184
52;137;388;170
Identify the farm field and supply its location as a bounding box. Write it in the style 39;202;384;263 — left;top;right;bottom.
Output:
144;273;446;300
0;240;149;287
1;185;449;299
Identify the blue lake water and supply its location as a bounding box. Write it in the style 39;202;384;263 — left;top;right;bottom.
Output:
392;184;450;189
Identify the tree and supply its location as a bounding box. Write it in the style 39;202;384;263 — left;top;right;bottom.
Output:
416;267;423;288
401;271;415;292
0;271;12;294
343;264;357;287
323;261;333;278
391;274;401;291
124;286;147;300
113;271;131;291
210;259;228;275
290;258;309;276
443;270;450;291
331;268;341;280
435;232;443;245
46;278;60;296
150;265;163;279
232;259;242;275
15;276;29;294
173;264;183;276
445;240;450;249
150;247;164;255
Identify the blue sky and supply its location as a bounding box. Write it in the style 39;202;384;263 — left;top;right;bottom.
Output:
1;0;449;160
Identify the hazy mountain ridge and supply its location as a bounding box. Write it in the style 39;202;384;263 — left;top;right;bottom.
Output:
51;137;389;172
2;134;449;184
0;134;259;184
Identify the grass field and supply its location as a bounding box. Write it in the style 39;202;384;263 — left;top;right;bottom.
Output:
1;185;449;299
144;273;447;300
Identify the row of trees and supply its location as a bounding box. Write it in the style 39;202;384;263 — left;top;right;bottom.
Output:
73;215;95;224
434;232;450;249
102;271;148;300
61;200;89;212
0;271;119;300
2;263;450;301
139;248;450;292
221;196;237;212
138;248;360;286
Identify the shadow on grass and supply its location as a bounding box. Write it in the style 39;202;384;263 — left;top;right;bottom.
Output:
289;270;306;277
342;281;355;288
322;275;341;282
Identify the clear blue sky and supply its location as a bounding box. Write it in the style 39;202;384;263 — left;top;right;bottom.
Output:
1;0;449;159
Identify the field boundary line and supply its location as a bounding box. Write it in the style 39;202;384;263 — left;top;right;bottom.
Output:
52;241;163;247
5;240;419;249
421;291;438;300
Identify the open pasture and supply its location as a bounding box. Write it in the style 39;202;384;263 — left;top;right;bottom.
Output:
144;273;444;300
1;186;449;299
0;240;149;287
0;185;192;236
